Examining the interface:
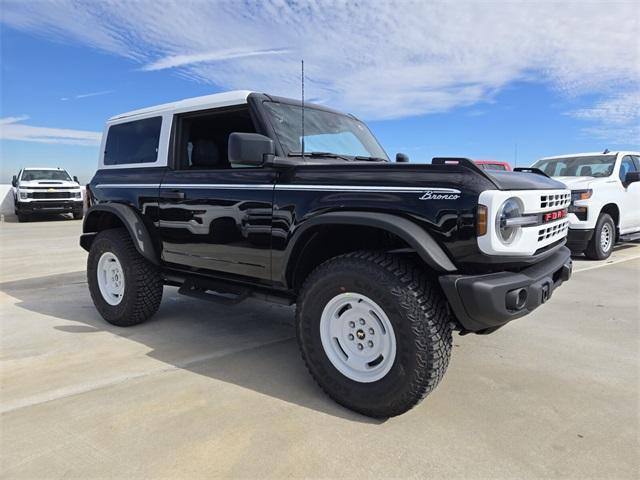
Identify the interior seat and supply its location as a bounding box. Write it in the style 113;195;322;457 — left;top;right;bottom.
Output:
190;139;222;169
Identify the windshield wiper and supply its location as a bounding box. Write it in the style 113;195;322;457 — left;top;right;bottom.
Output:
288;151;353;162
353;155;388;162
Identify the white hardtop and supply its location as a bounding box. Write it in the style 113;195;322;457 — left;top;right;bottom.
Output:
23;167;68;171
540;151;639;160
109;90;254;121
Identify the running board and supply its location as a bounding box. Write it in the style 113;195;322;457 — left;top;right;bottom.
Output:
178;281;250;305
171;274;294;306
620;232;640;242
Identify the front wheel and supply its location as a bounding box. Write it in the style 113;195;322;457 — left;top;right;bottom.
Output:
87;228;163;326
296;251;452;418
73;210;84;220
584;213;615;260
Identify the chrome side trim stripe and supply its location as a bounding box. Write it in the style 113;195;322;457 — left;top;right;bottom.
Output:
96;184;160;188
96;183;461;194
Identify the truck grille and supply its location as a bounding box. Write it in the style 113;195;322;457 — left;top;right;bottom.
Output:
32;192;72;199
540;193;570;209
538;219;569;242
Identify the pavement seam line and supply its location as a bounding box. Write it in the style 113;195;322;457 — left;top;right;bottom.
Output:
0;337;293;415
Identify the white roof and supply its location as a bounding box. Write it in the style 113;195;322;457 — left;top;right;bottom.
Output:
109;90;254;121
23;167;66;171
541;151;639;160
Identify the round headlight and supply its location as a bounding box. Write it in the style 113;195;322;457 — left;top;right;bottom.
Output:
495;198;522;244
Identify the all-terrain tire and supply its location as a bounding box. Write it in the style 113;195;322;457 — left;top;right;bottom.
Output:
87;228;163;326
584;213;615;260
296;251;453;418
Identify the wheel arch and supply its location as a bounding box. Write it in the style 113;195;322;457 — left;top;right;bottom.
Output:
283;211;457;290
80;203;160;265
599;203;620;228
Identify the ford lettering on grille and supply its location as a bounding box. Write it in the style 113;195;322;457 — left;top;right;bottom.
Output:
543;209;567;223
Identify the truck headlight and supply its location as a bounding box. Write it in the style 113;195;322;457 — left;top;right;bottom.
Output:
571;189;592;203
19;191;28;199
73;191;82;198
495;197;523;244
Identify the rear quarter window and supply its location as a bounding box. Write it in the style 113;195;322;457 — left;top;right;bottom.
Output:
104;117;162;165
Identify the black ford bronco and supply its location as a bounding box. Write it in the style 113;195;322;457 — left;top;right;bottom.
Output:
81;91;572;417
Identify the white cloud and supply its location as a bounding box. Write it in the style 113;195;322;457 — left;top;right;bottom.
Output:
60;90;114;101
142;48;290;71
0;116;102;146
1;1;639;140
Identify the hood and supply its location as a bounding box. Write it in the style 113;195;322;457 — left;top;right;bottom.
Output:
485;170;567;190
18;179;80;188
552;176;609;190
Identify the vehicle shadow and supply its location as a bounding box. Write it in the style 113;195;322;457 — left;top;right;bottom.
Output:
1;213;77;223
0;271;382;424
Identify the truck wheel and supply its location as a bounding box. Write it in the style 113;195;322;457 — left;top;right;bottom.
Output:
17;212;29;223
73;210;84;220
296;251;452;418
87;228;162;327
584;213;615;260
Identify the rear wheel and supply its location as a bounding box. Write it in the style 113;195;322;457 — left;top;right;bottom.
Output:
296;251;452;418
87;228;163;326
584;213;615;260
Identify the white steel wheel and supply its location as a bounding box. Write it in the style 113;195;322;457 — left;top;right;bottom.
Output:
600;222;613;253
97;251;125;306
319;292;397;383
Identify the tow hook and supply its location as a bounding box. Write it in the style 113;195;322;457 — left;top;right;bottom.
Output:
541;283;551;303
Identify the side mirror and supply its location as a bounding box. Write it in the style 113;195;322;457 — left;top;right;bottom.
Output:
396;153;409;163
228;132;275;166
625;171;640;185
11;175;17;187
73;176;79;183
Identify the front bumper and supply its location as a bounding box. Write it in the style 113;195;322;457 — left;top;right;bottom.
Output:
439;247;572;333
17;200;83;214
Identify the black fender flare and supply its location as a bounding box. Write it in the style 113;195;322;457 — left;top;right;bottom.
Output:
80;203;159;265
283;211;457;280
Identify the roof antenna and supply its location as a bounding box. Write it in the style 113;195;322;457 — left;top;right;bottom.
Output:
301;59;305;156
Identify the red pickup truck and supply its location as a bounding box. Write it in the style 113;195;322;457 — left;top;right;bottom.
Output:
474;160;512;171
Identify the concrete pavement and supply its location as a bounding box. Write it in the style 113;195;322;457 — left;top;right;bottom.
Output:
1;216;638;479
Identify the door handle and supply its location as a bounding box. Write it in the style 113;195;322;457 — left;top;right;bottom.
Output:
160;190;185;200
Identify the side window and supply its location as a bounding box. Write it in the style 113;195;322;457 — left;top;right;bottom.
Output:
632;156;640;170
174;106;257;170
618;156;637;183
104;117;162;165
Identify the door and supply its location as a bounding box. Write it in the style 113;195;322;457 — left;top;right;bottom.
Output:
158;105;276;281
617;155;640;233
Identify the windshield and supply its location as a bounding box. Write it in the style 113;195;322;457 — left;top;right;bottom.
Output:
21;170;72;181
532;155;616;177
263;102;389;160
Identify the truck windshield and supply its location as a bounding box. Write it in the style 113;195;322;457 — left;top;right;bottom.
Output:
263;102;389;160
21;170;72;181
532;155;616;177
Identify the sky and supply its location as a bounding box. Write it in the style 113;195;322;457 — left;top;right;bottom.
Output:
1;0;639;184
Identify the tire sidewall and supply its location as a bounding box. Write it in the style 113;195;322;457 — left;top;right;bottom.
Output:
87;231;137;323
594;214;615;259
297;265;427;412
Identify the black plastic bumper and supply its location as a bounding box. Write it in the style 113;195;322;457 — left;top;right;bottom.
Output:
566;229;593;253
439;247;572;333
17;201;83;214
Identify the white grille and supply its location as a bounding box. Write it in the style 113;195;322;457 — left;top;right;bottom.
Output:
538;219;569;243
540;192;570;209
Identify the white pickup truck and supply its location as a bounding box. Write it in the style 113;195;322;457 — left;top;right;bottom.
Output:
12;167;84;222
531;151;640;259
